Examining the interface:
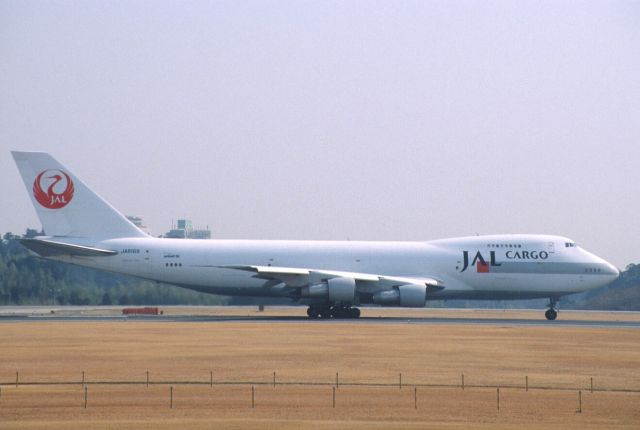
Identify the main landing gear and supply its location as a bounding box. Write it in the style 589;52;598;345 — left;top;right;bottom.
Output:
545;298;558;321
307;304;361;319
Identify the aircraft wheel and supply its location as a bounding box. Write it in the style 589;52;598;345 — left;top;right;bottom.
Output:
545;308;557;321
319;307;332;319
349;307;361;319
331;306;345;319
307;306;320;318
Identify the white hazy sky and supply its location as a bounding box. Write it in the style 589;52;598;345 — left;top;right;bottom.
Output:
1;1;638;268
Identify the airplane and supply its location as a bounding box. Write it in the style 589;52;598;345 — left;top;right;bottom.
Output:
11;151;619;320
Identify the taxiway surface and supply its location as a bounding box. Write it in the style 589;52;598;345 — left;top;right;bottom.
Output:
1;313;639;328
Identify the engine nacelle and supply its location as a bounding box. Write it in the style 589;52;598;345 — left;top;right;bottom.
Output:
373;284;427;307
398;284;427;307
301;277;356;303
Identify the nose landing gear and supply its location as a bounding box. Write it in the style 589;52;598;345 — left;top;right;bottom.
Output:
545;298;558;321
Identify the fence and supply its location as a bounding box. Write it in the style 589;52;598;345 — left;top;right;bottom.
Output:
1;371;632;393
1;371;638;413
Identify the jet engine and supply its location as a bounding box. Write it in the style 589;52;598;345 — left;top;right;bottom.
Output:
301;277;356;303
372;284;427;307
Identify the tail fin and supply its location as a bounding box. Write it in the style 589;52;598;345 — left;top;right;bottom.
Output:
11;151;147;239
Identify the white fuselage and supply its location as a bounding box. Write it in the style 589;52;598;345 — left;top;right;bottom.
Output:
50;233;619;302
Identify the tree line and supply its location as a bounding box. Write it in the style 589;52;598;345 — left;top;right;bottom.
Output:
0;230;227;306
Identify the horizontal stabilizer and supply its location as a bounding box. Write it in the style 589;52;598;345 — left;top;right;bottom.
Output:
20;238;118;257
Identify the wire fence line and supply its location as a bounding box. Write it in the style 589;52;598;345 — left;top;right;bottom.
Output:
2;378;637;415
1;376;638;394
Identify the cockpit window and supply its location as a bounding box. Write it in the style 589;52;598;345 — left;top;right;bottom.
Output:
565;242;576;248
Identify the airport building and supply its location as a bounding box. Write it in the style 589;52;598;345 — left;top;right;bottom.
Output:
164;219;211;239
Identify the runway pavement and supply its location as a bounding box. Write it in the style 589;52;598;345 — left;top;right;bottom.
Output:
1;312;639;328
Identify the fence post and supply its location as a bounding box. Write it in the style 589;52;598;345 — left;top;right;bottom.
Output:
251;386;255;408
332;386;336;408
525;375;528;391
414;386;417;409
399;373;402;390
84;386;87;409
210;371;213;388
577;390;582;413
170;386;173;409
273;371;276;388
461;373;464;390
15;372;18;388
82;370;85;387
146;370;149;388
497;387;500;411
590;377;593;393
336;372;339;389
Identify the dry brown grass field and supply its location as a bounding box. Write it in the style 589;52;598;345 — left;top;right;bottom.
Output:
1;309;639;429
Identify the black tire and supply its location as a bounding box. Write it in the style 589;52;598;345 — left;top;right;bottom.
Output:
351;307;361;318
330;306;344;319
545;309;557;321
307;306;319;318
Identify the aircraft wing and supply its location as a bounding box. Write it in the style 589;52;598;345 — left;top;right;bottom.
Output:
220;265;444;292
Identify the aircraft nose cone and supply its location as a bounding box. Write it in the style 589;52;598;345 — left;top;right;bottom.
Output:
606;262;620;279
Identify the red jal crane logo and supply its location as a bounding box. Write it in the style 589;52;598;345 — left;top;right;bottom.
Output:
33;169;75;209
